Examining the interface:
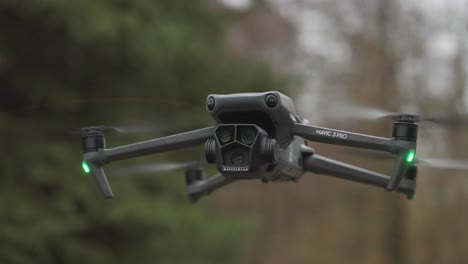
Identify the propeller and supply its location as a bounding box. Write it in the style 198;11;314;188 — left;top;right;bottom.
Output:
307;100;467;128
2;121;175;139
111;160;205;176
377;112;468;127
415;158;468;171
70;124;169;136
341;148;468;171
1;94;198;138
310;101;389;121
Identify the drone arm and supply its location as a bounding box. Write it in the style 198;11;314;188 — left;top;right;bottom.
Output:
302;152;415;199
291;123;394;152
87;163;113;199
86;127;214;164
186;174;234;203
386;151;412;191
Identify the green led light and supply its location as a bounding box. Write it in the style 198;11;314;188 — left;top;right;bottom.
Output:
82;161;91;174
406;149;416;163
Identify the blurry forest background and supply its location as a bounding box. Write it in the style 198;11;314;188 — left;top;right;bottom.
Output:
1;0;468;264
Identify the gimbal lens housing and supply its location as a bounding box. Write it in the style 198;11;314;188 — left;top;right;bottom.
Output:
238;126;257;145
228;150;247;166
207;124;278;179
216;126;235;145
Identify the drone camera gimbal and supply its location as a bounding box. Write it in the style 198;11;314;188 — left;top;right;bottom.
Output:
205;124;279;179
80;91;418;201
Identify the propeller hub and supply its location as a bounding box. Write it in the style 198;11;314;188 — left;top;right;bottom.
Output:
392;121;418;142
397;114;419;123
381;113;420;123
80;126;107;153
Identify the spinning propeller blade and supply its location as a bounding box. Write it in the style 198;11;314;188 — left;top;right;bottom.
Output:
415;158;468;171
333;104;388;120
309;101;388;121
69;124;168;136
342;148;468;171
111;161;205;176
378;112;468;127
309;100;467;128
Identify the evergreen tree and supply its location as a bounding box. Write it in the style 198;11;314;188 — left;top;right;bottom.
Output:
0;1;282;263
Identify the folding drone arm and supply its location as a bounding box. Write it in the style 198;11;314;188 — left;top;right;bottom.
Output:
291;123;397;152
82;127;215;198
300;147;416;199
186;173;235;203
84;127;214;164
291;123;417;191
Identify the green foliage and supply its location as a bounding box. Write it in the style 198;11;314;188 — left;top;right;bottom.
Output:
0;0;281;263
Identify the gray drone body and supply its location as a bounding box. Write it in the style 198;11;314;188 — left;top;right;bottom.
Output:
205;92;305;182
206;91;299;146
81;91;418;202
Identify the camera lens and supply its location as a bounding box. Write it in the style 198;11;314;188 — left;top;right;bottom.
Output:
231;153;245;165
219;129;233;144
240;129;256;145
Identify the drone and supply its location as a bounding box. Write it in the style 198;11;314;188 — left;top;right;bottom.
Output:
79;91;462;202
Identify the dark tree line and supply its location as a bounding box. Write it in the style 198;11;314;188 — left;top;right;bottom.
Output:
0;1;283;263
